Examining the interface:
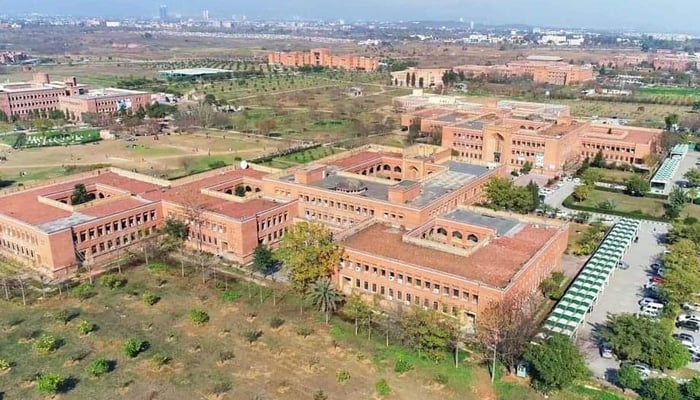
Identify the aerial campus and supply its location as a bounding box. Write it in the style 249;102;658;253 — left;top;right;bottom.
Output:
2;3;700;400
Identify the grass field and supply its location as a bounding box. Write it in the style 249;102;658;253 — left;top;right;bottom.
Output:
638;87;700;97
555;99;691;128
587;167;643;184
572;189;700;220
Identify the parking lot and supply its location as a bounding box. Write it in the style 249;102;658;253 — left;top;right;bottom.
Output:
575;221;700;382
674;149;700;191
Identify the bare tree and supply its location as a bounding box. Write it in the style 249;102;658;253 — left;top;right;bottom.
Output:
472;292;539;378
178;192;209;283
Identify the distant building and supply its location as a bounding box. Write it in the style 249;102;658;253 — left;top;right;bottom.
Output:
398;95;662;175
390;68;450;89
599;52;697;72
454;56;594;86
0;74;87;120
0;51;29;65
59;88;151;120
159;67;233;80
268;48;379;71
159;5;168;21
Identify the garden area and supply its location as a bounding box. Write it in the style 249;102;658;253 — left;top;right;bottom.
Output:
1;129;101;149
258;146;344;169
566;188;700;221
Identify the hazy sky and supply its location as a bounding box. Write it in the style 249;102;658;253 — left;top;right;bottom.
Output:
5;0;700;32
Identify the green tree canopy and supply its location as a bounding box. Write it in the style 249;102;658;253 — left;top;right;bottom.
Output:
252;245;276;276
399;308;458;362
523;334;588;393
580;169;602;185
642;377;682;400
660;239;700;305
275;222;343;292
573;184;593;202
683;377;700;399
598;313;689;369
617;364;643;392
485;177;537;214
163;218;188;241
306;277;343;324
71;183;93;205
592;150;606;167
625;175;650;196
684;168;700;187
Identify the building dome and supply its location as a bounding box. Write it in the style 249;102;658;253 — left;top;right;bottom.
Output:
334;179;367;194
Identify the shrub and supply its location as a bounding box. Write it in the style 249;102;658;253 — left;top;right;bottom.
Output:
71;282;94;299
313;390;328;400
434;373;449;385
77;320;96;335
34;335;58;354
123;338;146;358
243;329;263;343
89;358;111;376
218;351;235;363
375;379;391;397
99;273;127;289
142;292;160;306
0;359;10;370
36;373;64;394
394;358;414;373
53;309;76;324
151;353;170;367
146;262;168;273
189;309;210;325
269;316;285;329
222;290;242;302
336;369;351;383
295;326;314;338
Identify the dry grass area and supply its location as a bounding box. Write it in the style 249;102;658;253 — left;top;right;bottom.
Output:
0;132;291;185
554;99;691;127
0;266;483;400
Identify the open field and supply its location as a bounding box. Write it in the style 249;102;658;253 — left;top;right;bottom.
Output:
0;132;291;185
586;167;643;184
573;189;700;220
638;86;700;97
555;99;691;127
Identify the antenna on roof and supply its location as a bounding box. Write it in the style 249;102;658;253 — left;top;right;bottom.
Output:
239;160;249;169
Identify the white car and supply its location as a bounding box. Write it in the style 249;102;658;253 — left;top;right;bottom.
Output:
573;177;581;184
644;280;659;290
639;297;659;307
677;314;700;323
638;309;660;319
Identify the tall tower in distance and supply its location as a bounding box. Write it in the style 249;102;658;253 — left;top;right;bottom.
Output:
159;5;168;21
202;9;210;20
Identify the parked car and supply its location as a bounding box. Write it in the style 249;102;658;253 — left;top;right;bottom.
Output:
639;297;660;307
650;263;662;272
638;309;660;319
644;280;659;290
684;303;700;313
690;349;700;363
677;314;700;323
673;333;695;343
651;276;665;284
600;343;614;359
621;362;651;378
655;268;667;277
676;320;700;333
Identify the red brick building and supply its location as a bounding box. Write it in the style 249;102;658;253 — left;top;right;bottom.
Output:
268;48;379;71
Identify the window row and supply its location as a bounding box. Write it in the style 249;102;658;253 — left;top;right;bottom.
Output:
0;238;37;260
0;225;38;245
74;210;157;243
341;263;480;304
88;227;154;255
582;143;635;153
258;212;289;231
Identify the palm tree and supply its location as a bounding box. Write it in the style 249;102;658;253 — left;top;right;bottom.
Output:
307;278;343;324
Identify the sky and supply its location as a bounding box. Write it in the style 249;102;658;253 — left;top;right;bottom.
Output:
5;0;700;33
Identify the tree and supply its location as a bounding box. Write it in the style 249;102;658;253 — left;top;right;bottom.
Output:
592;150;606;168
34;117;54;134
523;334;588;393
485;177;536;213
580;168;602;185
252;245;275;276
203;93;218;105
573;184;593;202
526;180;540;209
617;364;643;392
521;161;533;174
642;378;682;400
400;308;458;362
0;110;7;122
343;295;371;336
598;313;690;370
625;175;650;196
475;294;539;375
684;168;700;187
307;277;343;324
275;222;343;293
667;187;690;219
162;218;188;277
667;220;700;246
71;183;93;205
665;113;680;131
234;185;246;197
36;373;64;394
683;377;700;399
660;239;700;305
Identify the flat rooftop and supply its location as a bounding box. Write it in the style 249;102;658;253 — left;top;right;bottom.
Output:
440;209;520;236
328;150;402;170
0;81;68;93
343;221;558;288
76;88;148;99
411;162;490;207
159;68;232;75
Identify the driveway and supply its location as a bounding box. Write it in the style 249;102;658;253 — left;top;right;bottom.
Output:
576;222;668;381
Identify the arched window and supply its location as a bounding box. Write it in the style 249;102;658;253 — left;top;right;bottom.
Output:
245;186;252;192
225;189;233;195
436;227;448;236
383;164;391;171
467;234;479;243
393;166;402;173
452;231;463;240
254;188;261;192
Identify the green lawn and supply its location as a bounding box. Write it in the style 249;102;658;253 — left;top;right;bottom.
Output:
638;87;700;97
576;190;666;218
587;167;643;184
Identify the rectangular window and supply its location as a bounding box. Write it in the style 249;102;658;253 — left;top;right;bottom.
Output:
462;291;469;300
473;294;479;305
453;288;459;297
415;279;422;287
